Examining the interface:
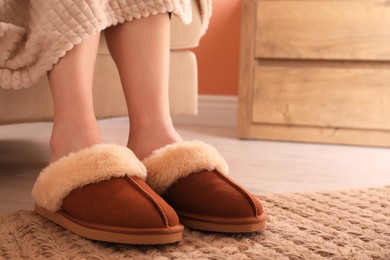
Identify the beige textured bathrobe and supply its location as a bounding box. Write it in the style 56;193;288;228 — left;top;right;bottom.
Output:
0;0;211;90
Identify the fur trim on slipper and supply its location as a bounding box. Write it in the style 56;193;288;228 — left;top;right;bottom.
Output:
144;141;229;195
32;144;146;212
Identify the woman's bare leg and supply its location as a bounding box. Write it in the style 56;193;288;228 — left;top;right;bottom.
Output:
105;14;182;160
49;33;104;162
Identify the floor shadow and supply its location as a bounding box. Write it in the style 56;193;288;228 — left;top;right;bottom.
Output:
176;124;237;139
0;139;49;176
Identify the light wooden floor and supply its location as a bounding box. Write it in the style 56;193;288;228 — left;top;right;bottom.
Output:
1;118;390;214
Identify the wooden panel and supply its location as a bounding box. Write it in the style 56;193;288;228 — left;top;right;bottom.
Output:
256;0;390;60
238;0;258;138
242;123;390;148
252;64;390;130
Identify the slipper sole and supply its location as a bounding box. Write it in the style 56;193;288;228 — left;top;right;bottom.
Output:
179;212;267;233
35;205;184;245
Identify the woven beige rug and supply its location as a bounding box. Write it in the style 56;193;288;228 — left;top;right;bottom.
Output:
1;186;389;259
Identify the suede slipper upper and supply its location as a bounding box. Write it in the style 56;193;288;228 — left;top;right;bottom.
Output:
32;144;183;245
143;141;267;233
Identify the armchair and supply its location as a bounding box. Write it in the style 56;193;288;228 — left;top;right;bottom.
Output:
0;0;211;125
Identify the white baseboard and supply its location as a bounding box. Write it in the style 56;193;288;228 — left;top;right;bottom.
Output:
172;95;238;128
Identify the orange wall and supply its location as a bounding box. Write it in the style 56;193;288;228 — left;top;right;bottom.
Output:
193;0;241;96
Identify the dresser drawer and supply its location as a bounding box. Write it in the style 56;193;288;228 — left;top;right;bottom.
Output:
239;0;390;147
256;0;390;61
252;63;390;130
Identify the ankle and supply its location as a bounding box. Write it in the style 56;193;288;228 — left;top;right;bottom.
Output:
50;120;104;162
128;123;182;160
50;135;104;163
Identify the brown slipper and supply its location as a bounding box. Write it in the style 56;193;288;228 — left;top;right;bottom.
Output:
143;141;267;233
32;144;183;245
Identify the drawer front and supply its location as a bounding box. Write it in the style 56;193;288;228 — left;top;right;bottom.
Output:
252;64;390;130
256;0;390;61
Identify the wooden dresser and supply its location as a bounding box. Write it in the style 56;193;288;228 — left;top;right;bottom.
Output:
238;0;390;147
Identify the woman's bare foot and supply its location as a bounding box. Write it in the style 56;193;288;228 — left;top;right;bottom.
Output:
128;120;182;160
49;118;104;162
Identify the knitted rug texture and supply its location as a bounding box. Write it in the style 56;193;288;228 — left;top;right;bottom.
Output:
1;186;389;259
